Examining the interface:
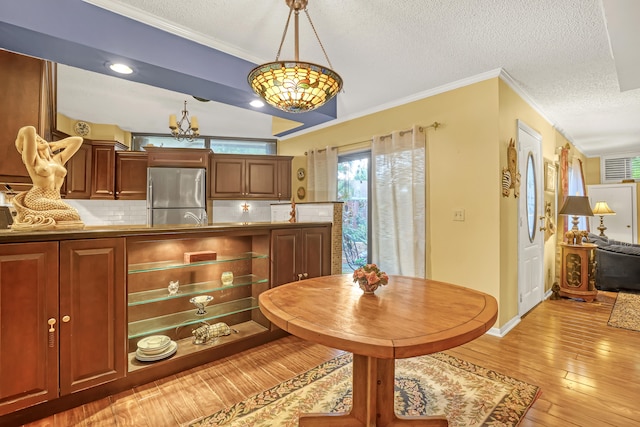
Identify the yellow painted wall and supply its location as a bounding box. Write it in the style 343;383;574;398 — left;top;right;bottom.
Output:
279;76;572;329
57;114;132;147
280;79;505;323
497;80;559;325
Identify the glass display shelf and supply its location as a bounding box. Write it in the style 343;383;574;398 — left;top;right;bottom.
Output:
128;274;267;306
128;252;268;274
127;320;269;372
128;297;259;339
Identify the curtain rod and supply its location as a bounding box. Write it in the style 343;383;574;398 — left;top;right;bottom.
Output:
305;121;441;155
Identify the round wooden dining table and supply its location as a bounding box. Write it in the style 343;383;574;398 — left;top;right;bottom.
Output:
258;274;498;427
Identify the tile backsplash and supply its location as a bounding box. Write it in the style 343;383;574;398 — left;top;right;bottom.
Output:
65;200;147;226
270;203;336;223
210;200;275;223
59;199;338;226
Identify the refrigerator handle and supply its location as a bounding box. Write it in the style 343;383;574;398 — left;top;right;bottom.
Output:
147;179;153;225
196;174;203;200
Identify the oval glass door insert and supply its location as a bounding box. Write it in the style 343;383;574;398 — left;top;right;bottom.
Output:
526;152;537;242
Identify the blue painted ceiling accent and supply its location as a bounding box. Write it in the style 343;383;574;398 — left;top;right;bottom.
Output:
0;0;337;136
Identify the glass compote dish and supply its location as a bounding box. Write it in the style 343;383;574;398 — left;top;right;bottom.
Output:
189;295;214;315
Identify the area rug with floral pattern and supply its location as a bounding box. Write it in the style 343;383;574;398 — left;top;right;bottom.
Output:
188;352;540;427
608;291;640;332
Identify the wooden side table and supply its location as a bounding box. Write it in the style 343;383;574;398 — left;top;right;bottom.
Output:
559;242;598;302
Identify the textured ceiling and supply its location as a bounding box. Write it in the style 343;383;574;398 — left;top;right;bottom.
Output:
6;0;640;156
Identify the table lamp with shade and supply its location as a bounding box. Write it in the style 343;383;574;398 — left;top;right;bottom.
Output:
559;195;593;234
591;201;616;237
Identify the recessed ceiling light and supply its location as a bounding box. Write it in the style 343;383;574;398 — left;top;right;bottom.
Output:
109;63;133;74
250;100;265;108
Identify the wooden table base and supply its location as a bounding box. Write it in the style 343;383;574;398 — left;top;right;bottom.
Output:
299;354;448;427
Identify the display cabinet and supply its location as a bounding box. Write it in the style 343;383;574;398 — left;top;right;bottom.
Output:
126;230;272;372
559;242;598;302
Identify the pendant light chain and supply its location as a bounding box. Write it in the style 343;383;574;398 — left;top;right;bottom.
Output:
304;8;335;70
275;7;294;61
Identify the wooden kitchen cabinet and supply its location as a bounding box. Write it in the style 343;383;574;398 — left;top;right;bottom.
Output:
61;140;92;199
59;238;126;394
271;225;332;286
91;141;118;199
0;238;125;416
209;154;292;200
0;242;59;416
276;157;292;200
116;151;148;200
0;223;331;424
0;50;56;185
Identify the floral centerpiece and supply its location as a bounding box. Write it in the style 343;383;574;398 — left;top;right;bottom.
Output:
353;263;389;294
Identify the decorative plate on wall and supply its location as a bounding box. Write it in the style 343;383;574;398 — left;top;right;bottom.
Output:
297;186;306;200
297;167;306;181
73;121;91;136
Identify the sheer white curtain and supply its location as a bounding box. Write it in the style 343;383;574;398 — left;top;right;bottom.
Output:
568;157;588;230
307;147;337;201
371;125;426;277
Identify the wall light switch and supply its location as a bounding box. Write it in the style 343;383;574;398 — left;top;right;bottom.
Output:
453;209;465;221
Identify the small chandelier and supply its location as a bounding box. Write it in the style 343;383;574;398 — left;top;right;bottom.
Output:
248;0;343;113
169;100;200;141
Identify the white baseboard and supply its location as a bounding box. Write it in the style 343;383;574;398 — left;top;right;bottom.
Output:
486;315;521;338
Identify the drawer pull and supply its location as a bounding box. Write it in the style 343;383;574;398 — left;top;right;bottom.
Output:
47;318;56;348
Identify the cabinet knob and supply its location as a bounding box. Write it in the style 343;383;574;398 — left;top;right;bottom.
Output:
109;191;113;195
62;315;71;323
303;273;308;278
297;273;303;280
67;190;71;194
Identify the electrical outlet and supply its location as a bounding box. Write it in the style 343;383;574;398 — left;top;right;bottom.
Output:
453;209;465;221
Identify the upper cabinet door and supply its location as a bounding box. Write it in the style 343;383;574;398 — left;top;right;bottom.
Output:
90;142;116;199
115;151;148;200
245;158;278;199
210;155;245;198
63;141;92;199
0;51;56;184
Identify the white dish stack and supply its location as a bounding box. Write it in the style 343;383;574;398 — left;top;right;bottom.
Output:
135;335;177;362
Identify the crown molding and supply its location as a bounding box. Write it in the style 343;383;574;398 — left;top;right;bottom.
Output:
282;69;504;140
82;0;265;64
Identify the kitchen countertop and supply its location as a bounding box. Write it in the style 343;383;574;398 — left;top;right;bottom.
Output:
0;221;332;244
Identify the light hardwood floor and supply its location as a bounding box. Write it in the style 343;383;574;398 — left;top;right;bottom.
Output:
23;291;640;427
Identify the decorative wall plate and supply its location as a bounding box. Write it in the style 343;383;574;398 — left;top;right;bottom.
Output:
297;186;306;200
297;167;306;181
74;121;91;136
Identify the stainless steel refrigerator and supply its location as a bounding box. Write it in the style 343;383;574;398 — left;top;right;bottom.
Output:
147;167;207;225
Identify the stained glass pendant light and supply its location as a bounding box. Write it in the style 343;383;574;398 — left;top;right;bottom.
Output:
248;0;343;113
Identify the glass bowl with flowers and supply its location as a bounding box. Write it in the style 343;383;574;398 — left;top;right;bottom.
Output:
352;263;389;294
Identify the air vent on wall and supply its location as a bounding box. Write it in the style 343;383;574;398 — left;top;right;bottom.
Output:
602;154;640;183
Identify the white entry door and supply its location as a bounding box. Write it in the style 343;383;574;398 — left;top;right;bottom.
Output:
517;121;544;316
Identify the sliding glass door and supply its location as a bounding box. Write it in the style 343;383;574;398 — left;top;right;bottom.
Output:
338;151;371;272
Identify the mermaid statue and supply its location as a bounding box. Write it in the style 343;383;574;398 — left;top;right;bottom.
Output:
12;125;85;230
